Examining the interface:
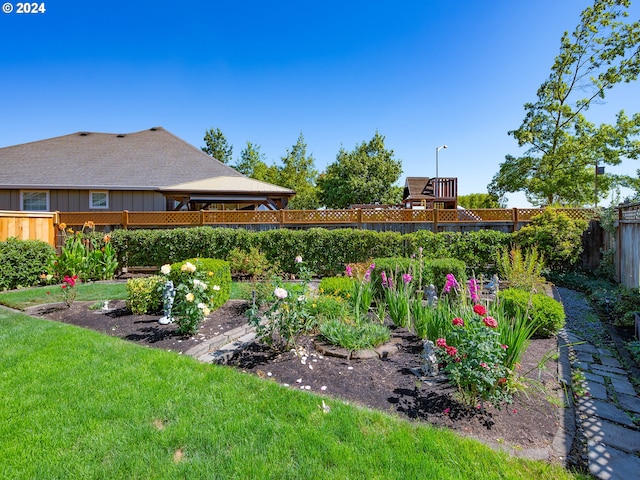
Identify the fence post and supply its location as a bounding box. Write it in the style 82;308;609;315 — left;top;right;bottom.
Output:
512;208;519;232
122;210;129;230
200;210;205;226
357;209;362;229
433;208;439;232
279;209;284;228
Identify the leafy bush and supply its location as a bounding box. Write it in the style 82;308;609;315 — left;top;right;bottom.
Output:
319;319;390;351
497;288;565;337
427;258;467;292
318;276;355;300
496;245;546;293
308;295;348;321
126;276;164;314
514;208;588;272
168;258;231;310
0;237;55;291
226;246;277;280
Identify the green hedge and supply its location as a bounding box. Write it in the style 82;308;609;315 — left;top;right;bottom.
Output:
497;288;565;337
0;238;55;291
110;222;585;278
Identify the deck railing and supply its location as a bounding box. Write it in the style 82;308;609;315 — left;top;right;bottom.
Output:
55;207;596;231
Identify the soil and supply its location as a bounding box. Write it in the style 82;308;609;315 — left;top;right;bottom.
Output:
33;299;565;459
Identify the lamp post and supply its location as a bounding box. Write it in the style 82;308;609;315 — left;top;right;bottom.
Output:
435;145;448;198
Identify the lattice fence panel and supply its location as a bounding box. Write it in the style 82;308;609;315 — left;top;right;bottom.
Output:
58;212;123;226
202;210;279;224
128;211;200;225
437;210;460;222
475;209;511;221
408;210;434;222
284;209;358;223
620;204;640;221
516;209;542;221
361;209;407;223
557;208;596;221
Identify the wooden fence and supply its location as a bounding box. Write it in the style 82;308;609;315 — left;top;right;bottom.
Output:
614;202;640;288
0;210;56;246
56;208;595;233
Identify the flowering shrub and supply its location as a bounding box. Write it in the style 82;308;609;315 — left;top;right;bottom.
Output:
60;274;78;307
383;269;413;329
435;306;512;407
50;222;118;281
247;255;316;349
160;261;218;335
345;263;375;321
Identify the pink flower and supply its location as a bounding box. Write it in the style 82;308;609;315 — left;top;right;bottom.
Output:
295;255;303;263
345;265;352;277
443;407;450;415
443;273;459;293
480;362;489;369
500;344;509;350
436;338;447;347
445;345;458;357
473;304;487;316
402;273;412;284
468;278;480;302
452;317;464;327
381;271;388;288
483;316;498;328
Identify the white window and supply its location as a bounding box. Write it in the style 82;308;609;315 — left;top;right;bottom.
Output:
89;191;109;209
20;190;49;211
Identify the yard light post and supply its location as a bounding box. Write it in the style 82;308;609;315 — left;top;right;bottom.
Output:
435;145;448;198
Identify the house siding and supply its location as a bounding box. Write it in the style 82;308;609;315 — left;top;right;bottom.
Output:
0;189;166;212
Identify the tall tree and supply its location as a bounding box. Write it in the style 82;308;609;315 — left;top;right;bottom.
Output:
234;142;274;182
276;133;320;209
489;0;640;206
318;132;403;208
202;127;233;164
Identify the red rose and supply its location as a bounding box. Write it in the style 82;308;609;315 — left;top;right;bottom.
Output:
445;345;458;357
452;317;464;326
473;304;487;316
436;338;447;347
482;316;498;328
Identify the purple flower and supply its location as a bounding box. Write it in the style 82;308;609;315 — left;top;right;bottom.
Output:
468;278;480;302
345;265;353;277
402;273;412;284
381;271;388;288
443;273;459;293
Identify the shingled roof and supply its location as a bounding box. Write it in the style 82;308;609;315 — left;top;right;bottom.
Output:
0;127;269;191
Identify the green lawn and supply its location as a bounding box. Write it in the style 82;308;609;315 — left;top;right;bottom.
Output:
0;308;587;479
0;281;248;310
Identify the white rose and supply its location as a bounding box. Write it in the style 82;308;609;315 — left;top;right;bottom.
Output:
274;287;288;299
160;264;171;275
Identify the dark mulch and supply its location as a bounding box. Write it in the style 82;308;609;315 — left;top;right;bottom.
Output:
32;299;566;460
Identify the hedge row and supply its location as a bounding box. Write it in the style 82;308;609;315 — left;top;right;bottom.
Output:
0;238;55;291
109;227;511;277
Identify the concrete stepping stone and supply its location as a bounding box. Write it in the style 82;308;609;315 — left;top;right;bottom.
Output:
617;393;640;415
578;398;635;427
582;417;640;454
587;441;640;480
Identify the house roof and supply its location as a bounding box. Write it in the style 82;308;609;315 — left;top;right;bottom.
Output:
159;176;294;195
403;177;434;199
0;127;276;191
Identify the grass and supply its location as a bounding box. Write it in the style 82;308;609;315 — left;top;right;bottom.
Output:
0;281;247;310
0;309;587;479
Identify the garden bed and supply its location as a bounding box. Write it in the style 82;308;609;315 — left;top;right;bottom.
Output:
32;299;567;460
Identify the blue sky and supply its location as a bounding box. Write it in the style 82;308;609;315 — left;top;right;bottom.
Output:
1;0;639;207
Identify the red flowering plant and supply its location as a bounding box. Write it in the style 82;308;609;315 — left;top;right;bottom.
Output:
435;303;514;409
60;274;78;307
